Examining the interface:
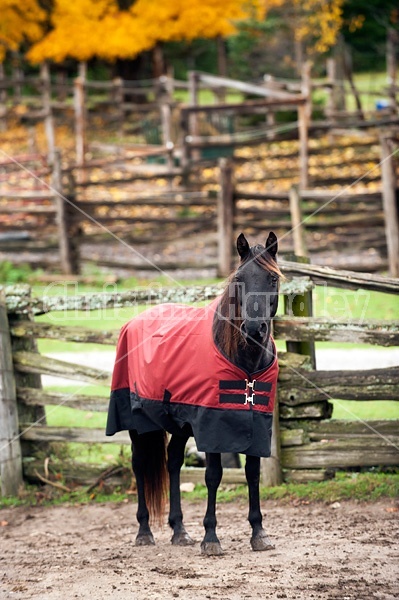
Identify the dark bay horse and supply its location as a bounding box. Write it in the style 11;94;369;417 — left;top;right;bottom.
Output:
106;232;281;555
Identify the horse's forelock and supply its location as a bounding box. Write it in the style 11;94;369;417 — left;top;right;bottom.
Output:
243;245;282;278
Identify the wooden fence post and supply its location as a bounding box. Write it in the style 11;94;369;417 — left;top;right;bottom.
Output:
217;158;234;277
261;395;282;486
52;149;80;274
289;185;308;258
74;75;86;183
10;286;46;461
284;255;316;368
40;62;56;164
298;61;311;190
112;77;124;137
188;71;200;162
380;133;399;277
326;57;345;121
0;289;23;496
387;28;398;113
159;76;174;172
0;63;7;132
11;53;22;104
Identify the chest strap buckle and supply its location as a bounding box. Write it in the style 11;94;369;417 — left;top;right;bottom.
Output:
245;379;256;405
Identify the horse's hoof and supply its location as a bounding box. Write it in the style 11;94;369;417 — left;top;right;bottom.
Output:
200;541;224;556
171;531;195;546
135;533;155;546
250;532;275;552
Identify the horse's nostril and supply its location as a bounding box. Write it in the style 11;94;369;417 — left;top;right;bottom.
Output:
260;322;267;333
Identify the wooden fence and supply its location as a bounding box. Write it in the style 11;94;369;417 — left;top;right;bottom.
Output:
1;263;398;495
1;131;398;277
1;65;398;181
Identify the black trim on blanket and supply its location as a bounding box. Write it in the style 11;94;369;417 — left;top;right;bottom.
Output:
106;387;273;457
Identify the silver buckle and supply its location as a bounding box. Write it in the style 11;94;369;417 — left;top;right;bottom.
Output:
244;379;256;405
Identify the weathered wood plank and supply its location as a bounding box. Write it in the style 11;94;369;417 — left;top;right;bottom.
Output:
217;158;234;277
278;366;399;403
20;425;125;444
17;387;108;412
0;290;23;496
23;460;132;486
284;469;334;483
5;284;223;314
279;260;399;294
280;402;333;420
280;260;399;294
10;321;119;345
10;289;47;458
280;428;307;447
274;317;399;346
380;134;399;277
4;280;313;315
180;467;246;484
13;351;111;385
281;438;399;469
306;419;399;439
23;461;245;486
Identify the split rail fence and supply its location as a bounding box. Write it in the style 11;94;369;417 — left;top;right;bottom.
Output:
1;132;398;276
1;264;398;496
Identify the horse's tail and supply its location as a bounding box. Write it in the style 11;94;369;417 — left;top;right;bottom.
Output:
139;430;169;525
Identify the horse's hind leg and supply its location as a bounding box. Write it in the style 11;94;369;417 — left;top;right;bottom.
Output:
167;431;195;545
201;452;224;555
245;455;275;551
130;430;155;546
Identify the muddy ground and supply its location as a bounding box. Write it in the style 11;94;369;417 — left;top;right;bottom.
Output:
1;499;398;600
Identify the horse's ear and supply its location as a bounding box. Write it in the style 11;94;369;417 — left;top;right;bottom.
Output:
265;232;278;259
237;233;250;260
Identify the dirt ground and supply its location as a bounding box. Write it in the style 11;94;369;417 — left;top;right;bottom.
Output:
1;499;398;600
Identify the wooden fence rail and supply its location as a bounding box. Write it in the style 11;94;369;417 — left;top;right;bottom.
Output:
1;149;397;275
1;264;398;495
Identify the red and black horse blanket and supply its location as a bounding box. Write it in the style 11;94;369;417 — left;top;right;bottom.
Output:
106;298;278;457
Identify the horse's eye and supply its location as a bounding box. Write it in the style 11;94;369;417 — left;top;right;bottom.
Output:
271;276;278;284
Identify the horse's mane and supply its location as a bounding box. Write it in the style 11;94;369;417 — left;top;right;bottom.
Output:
213;245;282;360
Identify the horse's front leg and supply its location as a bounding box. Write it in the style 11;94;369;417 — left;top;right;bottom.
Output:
246;454;275;551
201;452;224;555
168;432;195;546
129;430;155;546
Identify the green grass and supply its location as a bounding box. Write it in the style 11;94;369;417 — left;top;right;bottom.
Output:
46;403;107;429
332;400;399;420
186;472;399;504
1;472;398;509
312;287;399;321
173;88;243;105
312;70;398;114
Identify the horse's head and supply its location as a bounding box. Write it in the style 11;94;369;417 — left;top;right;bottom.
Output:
234;232;280;346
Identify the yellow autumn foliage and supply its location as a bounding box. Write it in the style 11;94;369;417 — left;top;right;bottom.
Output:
0;0;46;62
292;0;344;54
28;0;118;63
28;0;267;63
7;0;344;65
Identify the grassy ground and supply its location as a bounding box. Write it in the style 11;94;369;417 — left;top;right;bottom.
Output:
312;71;394;113
1;471;398;509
